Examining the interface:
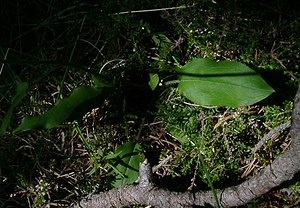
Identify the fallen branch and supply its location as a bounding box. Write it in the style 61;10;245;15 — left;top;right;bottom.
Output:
73;84;300;208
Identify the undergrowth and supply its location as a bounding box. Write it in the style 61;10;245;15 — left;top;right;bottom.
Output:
0;0;299;207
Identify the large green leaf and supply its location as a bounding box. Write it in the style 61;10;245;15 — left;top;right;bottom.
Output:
14;85;107;132
177;58;274;107
0;81;28;136
108;141;143;188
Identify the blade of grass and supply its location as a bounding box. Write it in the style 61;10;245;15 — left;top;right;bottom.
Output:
59;15;86;96
0;81;28;136
0;48;10;76
75;124;105;175
198;152;220;208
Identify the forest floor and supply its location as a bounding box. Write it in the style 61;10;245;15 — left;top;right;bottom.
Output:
0;1;300;207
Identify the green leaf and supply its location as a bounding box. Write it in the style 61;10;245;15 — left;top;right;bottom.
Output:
152;33;172;59
14;85;107;132
177;58;275;107
0;82;28;136
105;150;123;160
91;74;113;88
148;73;159;91
108;141;143;188
168;125;192;145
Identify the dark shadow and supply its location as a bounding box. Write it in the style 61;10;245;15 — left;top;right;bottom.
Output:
256;69;298;105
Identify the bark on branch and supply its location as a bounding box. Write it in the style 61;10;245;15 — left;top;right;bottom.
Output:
73;84;300;208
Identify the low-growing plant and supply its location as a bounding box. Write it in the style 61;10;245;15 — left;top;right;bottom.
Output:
4;55;275;208
1;1;299;207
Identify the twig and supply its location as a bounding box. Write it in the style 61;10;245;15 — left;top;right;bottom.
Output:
251;120;291;154
0;48;10;76
110;5;194;16
152;155;173;173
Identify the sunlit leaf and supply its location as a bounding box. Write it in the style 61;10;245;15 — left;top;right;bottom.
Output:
177;58;275;107
148;73;159;91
